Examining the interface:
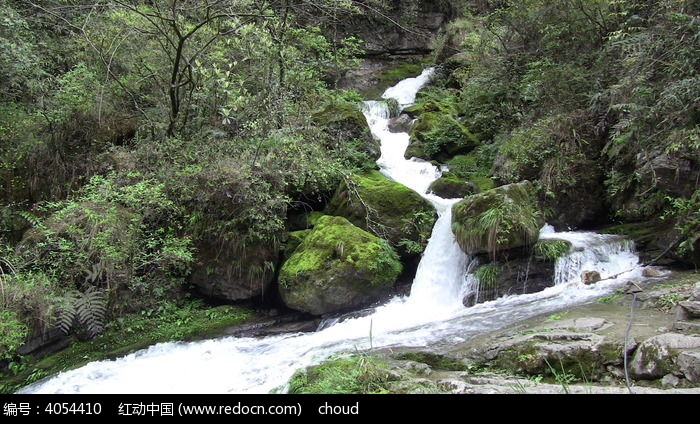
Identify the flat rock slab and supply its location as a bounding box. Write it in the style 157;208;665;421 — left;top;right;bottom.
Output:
544;317;610;332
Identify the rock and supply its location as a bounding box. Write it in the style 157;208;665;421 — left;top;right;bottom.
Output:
389;114;414;133
674;321;700;334
405;109;478;161
446;155;495;192
630;333;700;379
452;181;545;256
278;216;402;316
428;172;477;199
486;330;621;380
636;152;698;199
470;252;556;303
192;240;276;302
323;1;456;57
643;268;664;278
693;283;700;301
678;301;700;319
661;373;681;387
582;271;602;285
312;101;379;161
544;317;609;332
326;171;436;260
491;129;606;229
402;361;432;376
677;350;700;382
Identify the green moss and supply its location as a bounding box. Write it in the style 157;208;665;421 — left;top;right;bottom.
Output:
307;212;326;227
280;216;401;288
447;153;495;192
427;172;477;199
395;351;468;372
452;181;544;256
288;354;393;394
2;301;256;393
278;215;402;315
407;111;478;161
533;239;571;261
326;171;436;258
0;310;28;362
285;230;311;255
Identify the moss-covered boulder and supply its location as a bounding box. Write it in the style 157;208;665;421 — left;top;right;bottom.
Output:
447;154;495;192
326;171;436;259
405;110;477;161
312;101;379;161
452;181;544;256
428;172;477;199
278;216;402;316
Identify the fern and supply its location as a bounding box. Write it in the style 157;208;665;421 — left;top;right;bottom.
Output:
15;210;45;230
57;288;107;338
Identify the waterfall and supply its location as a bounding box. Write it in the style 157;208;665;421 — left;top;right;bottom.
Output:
360;67;470;313
20;69;649;394
539;228;639;286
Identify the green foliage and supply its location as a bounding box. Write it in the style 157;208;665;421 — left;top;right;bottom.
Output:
17;173;194;314
656;293;685;313
0;309;28;362
663;190;700;255
57;288;107;338
431;0;699;235
533;240;572;261
2;271;59;335
475;264;502;289
288;354;392;394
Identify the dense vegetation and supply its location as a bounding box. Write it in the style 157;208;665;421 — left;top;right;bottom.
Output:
420;0;699;263
0;0;393;383
0;0;698;392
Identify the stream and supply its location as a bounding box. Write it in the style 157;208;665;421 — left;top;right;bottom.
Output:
21;69;647;394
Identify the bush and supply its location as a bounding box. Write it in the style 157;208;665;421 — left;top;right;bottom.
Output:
17;174;194;314
0;310;28;362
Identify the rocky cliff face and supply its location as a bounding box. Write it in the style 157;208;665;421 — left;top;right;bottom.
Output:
330;1;458;57
329;1;457;94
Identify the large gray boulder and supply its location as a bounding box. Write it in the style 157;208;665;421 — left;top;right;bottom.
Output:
630;333;700;379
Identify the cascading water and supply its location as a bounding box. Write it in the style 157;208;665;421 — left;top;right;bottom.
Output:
539;225;640;286
21;70;649;394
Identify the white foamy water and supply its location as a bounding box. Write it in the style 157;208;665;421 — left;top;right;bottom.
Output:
21;70;648;394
